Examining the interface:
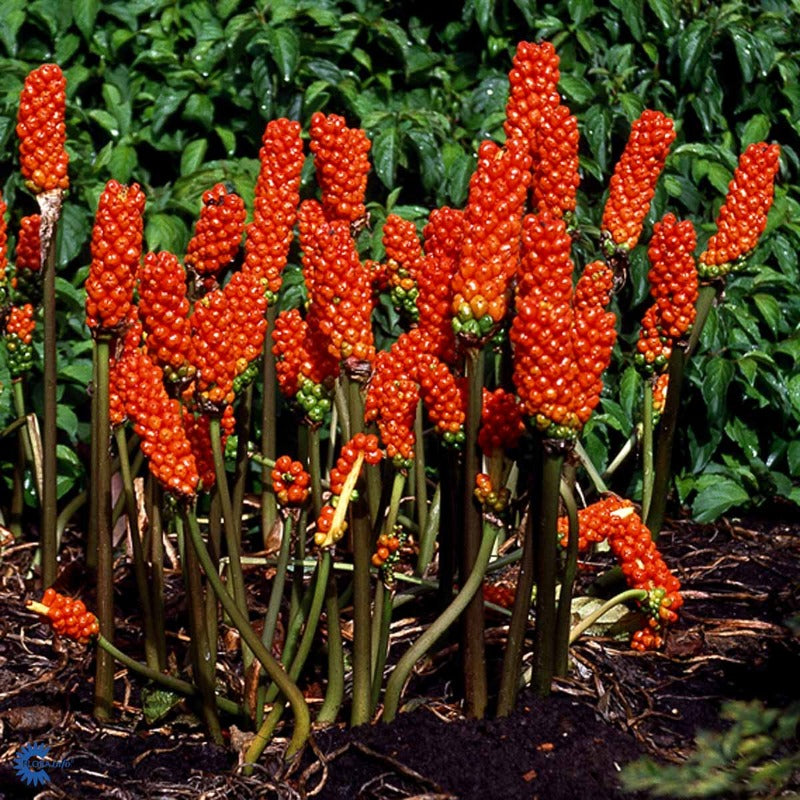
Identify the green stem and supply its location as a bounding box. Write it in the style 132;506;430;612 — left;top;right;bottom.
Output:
370;580;394;714
148;478;167;670
183;507;311;757
93;334;114;720
316;554;344;724
602;428;638;483
12;379;35;470
308;424;323;520
568;589;647;644
261;511;294;654
461;347;487;719
232;382;254;541
573;439;608;496
641;379;655;521
383;520;498;723
554;479;579;677
96;634;243;717
412;402;428;536
261;305;278;537
414;483;440;576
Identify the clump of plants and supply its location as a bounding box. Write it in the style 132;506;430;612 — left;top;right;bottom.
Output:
1;36;781;766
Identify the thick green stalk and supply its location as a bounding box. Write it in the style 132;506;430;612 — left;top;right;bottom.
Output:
261;512;294;653
554;478;579;677
148;478;167;670
183;507;310;757
12;379;35;470
96;634;243;717
383;520;498;723
316;554;344;724
641;380;655;521
261;305;278;536
231;382;254;540
531;444;566;697
370;580;394;714
114;427;158;670
40;210;59;588
461;347;487;718
568;589;647;644
415;483;441;576
412;402;428;539
178;513;223;744
646;283;717;538
204;487;223;655
87;352;99;571
308;425;323;520
93;334;114;720
436;446;459;608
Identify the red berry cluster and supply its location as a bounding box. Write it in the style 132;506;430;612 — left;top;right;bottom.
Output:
531;103;580;220
138;251;193;382
451;135;532;339
108;314;143;427
271;455;311;507
557;496;682;650
16;64;69;195
601;110;676;252
635;214;698;373
0;194;7;294
482;568;519;609
698;142;781;279
417;350;467;447
329;433;383;494
478;387;525;455
112;346;199;497
181;403;235;491
652;373;669;419
12;215;42;306
309;112;371;225
383;214;424;321
371;530;403;569
474;472;510;513
85;180;146;333
189;271;267;407
512;215;616;437
30;588;99;644
298;199;375;364
5;303;36;377
185;183;246;291
244;119;304;300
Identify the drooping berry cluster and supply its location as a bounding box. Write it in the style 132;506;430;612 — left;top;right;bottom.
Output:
451;135;532;339
16;64;69;195
185;183;246;292
244;119;304;300
698;142;781;279
314;433;383;548
635;214;698;373
557;496;682;650
29;588;100;644
12;215;42;307
383;214;423;321
371;528;404;572
138;251;194;383
189;271;267;407
111;346;199;497
478;388;526;456
309;112;371;225
5;303;36;377
181;403;235;491
417;350;467;447
364;361;419;466
271;455;311;507
601;110;676;253
85;181;146;333
512;214;616;437
474;473;510;513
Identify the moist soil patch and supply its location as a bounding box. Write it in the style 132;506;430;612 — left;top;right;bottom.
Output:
0;514;798;799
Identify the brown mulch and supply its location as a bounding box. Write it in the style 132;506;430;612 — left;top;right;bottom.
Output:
0;514;798;799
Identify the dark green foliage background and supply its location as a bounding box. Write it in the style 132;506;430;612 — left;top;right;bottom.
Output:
0;0;798;520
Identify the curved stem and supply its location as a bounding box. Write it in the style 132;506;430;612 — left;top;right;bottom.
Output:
568;589;647;644
414;483;440;576
382;520;498;723
183;507;311;757
308;425;323;520
554;479;579;677
573;439;607;496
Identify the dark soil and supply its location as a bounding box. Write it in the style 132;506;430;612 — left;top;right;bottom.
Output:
1;514;798;799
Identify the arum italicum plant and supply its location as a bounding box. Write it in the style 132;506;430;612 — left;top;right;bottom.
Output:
13;33;782;766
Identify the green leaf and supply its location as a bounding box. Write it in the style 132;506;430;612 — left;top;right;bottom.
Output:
89;109;121;136
559;74;594;105
752;293;782;331
619;366;641;422
145;213;189;254
109;144;137;182
267;27;300;82
566;0;594;26
787;440;800;476
215;126;236;157
60;362;93;386
676;20;711;85
56;204;90;269
582;105;609;172
0;0;25;56
56;405;79;441
787;374;800;415
692;477;750;522
740;115;770;148
141;686;184;725
474;0;495;34
54;278;84;311
647;0;675;31
184;94;215;129
180;139;208;176
372;125;399;189
701;357;734;421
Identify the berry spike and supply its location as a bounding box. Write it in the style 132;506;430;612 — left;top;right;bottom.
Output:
5;303;37;377
698;142;781;280
383;214;424;322
0;194;8;313
85;181;146;334
478;387;525;456
12;215;42;307
27;589;99;644
16;64;69;196
533;103;580;220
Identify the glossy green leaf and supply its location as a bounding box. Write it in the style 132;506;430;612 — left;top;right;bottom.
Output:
181;139;208;176
692;477;751;522
267;27;300;82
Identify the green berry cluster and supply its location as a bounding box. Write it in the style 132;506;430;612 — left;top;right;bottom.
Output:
296;377;332;423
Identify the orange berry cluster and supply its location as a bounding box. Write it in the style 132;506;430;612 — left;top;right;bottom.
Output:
451;135;532;339
85;180;146;333
16;64;69;195
189;271;267;407
383;214;424;321
478;387;526;455
138;251;194;383
12;215;42;307
531;103;580;220
298;200;375;364
112;346;199;497
482;576;517;610
601;110;676;252
474;472;510;513
557;496;682;650
418;207;464;362
417;350;467;447
698;142;781;279
108;314;143;427
271;455;311;507
244;119;304;300
309;112;371;225
371;529;403;570
652;373;669;419
512;215;616;437
181;403;235;491
5;303;36;376
32;588;99;644
0;194;8;306
185;183;246;292
635;214;698;373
